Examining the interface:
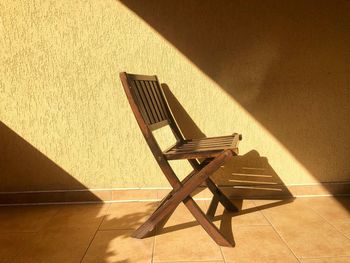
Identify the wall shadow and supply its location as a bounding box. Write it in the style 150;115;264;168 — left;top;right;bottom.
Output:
0;121;100;203
121;0;350;186
162;84;205;140
163;84;293;200
214;150;293;200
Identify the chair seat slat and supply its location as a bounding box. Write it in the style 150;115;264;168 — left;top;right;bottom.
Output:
163;134;240;160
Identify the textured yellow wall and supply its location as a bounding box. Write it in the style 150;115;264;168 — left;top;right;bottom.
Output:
1;0;350;191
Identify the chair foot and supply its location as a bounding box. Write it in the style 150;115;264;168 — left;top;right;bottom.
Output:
184;196;234;247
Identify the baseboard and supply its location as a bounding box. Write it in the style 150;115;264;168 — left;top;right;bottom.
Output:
0;181;349;205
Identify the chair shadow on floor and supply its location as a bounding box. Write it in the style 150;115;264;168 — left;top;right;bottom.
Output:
156;84;295;244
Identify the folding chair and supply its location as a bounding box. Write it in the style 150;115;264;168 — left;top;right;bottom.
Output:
120;72;242;247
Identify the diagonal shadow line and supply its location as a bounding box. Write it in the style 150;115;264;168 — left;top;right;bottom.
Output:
119;0;350;200
0;121;101;203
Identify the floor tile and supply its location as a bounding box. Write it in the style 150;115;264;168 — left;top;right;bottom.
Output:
301;197;350;222
221;225;299;263
153;225;223;262
14;228;96;263
331;221;350;238
42;204;109;230
100;202;159;230
160;201;208;229
206;199;269;227
0;205;58;232
1;199;349;263
153;201;221;262
82;230;153;263
256;199;350;258
257;197;350;245
159;262;224;263
300;257;350;263
0;233;36;263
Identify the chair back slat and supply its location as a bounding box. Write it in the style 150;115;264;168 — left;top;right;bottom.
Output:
146;81;164;121
121;72;177;134
150;80;170;121
133;80;155;124
131;80;151;124
132;78;170;127
142;80;158;123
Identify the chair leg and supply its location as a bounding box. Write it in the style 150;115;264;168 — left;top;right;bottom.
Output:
206;194;219;219
189;158;239;212
183;196;233;246
206;178;239;212
132;150;233;241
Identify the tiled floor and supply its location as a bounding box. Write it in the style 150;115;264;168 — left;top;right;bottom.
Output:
0;196;349;263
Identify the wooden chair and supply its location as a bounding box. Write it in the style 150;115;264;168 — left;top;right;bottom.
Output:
120;72;242;247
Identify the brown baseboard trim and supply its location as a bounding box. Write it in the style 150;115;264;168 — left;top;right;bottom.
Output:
0;181;349;205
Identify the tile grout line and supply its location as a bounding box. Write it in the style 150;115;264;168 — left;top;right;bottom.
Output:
205;200;226;263
207;200;228;263
79;204;111;263
151;228;157;263
298;255;350;260
219;245;227;263
252;200;302;263
151;204;163;263
154;261;224;263
304;202;350;242
9;206;63;262
36;206;62;233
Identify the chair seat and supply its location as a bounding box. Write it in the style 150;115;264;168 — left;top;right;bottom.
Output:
164;134;241;160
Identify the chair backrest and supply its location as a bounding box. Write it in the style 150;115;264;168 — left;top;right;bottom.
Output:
120;72;184;152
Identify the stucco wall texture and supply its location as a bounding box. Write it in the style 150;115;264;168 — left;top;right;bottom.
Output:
1;1;350;191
